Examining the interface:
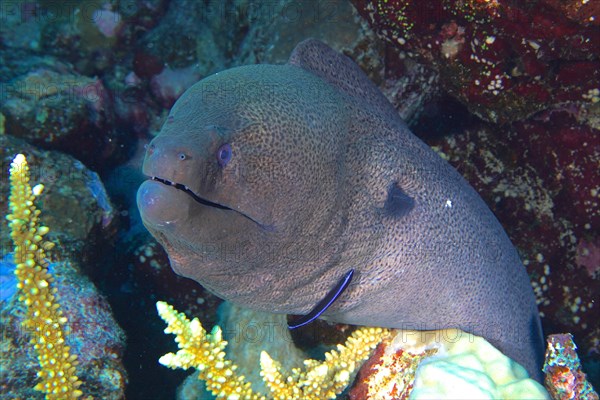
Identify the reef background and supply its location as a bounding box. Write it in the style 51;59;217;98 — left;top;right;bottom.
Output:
0;0;598;399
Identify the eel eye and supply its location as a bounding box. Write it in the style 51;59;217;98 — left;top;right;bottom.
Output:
217;143;232;167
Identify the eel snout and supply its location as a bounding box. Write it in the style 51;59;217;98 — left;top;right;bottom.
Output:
137;175;230;229
138;176;271;230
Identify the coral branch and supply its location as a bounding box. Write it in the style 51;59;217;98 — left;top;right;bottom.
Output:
6;153;83;399
157;301;388;399
157;301;263;400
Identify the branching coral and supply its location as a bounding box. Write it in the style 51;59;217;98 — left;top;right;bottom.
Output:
6;153;83;399
156;301;389;399
157;301;261;399
259;326;390;399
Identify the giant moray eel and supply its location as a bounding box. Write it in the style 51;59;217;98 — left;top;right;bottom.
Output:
137;39;545;381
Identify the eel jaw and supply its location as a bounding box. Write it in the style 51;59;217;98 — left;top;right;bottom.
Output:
150;176;274;231
151;176;231;210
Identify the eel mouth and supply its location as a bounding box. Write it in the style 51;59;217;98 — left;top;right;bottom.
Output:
151;176;231;210
150;176;274;231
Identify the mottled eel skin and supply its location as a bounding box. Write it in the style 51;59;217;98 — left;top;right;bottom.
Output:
137;39;544;381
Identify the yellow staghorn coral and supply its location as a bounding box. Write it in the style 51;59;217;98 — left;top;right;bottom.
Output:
6;153;83;399
259;326;390;399
157;301;263;400
157;301;390;400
